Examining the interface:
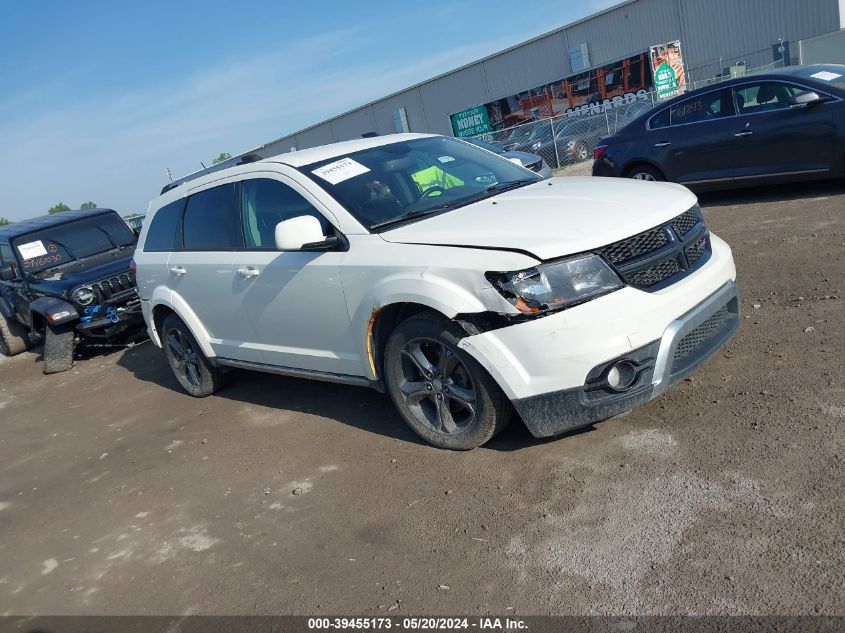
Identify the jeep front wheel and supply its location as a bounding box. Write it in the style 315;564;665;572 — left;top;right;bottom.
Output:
162;314;224;397
383;312;511;450
43;321;75;374
0;313;29;357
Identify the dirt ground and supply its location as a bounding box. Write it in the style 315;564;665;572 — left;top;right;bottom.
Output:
0;179;843;616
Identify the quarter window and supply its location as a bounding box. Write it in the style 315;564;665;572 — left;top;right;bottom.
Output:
733;82;803;115
241;179;329;249
144;199;183;252
182;184;241;250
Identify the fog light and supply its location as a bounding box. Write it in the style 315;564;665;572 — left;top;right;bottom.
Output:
607;361;637;391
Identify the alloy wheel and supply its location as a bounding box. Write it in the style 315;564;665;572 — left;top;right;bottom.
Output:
166;328;202;388
397;337;477;435
632;172;656;181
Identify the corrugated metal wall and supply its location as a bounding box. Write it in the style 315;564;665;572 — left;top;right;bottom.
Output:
249;0;841;158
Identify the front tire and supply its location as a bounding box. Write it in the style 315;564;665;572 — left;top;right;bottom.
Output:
162;314;224;397
384;312;511;450
0;313;30;357
43;321;75;374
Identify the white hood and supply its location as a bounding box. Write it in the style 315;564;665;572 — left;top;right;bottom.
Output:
380;177;698;261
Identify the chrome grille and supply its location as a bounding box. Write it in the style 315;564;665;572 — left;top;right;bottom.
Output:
595;205;710;291
674;306;731;360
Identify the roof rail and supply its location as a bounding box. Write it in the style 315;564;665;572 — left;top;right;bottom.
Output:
160;153;263;195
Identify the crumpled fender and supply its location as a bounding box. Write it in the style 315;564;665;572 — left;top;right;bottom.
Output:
348;272;495;380
30;296;79;326
147;286;215;359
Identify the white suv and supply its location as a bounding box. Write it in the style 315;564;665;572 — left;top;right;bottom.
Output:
135;133;739;449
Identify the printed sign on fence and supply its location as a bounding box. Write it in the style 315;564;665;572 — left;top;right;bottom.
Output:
452;106;493;137
650;40;686;101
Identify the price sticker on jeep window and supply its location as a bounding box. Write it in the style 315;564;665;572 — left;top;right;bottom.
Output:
17;240;48;259
312;157;370;185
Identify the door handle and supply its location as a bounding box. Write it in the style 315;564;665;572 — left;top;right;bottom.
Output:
734;130;754;138
169;266;187;275
654;142;672;148
237;267;260;278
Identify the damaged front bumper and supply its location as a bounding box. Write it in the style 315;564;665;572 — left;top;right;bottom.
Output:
510;281;739;437
76;298;144;340
458;234;739;438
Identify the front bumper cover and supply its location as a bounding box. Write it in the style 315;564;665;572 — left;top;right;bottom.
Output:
512;280;740;438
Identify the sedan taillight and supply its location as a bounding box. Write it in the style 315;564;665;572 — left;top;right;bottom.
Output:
593;145;608;161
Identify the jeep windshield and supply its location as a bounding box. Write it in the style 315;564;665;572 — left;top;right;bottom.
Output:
12;213;136;276
300;137;540;231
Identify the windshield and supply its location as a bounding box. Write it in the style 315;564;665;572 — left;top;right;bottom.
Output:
300;137;540;231
12;213;136;276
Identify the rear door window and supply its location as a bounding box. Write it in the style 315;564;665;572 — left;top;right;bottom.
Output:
669;89;730;125
182;183;241;251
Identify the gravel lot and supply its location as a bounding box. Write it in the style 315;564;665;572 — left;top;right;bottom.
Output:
0;179;843;616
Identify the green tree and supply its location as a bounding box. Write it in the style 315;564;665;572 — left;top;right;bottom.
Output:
48;203;71;214
0;217;10;226
80;201;97;209
212;152;232;165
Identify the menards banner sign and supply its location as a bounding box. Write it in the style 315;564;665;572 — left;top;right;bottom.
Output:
451;105;492;137
449;51;655;135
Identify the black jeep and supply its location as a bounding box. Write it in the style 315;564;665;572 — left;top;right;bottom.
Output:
0;208;145;373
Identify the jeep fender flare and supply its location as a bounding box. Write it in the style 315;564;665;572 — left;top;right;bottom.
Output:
147;288;216;359
30;297;79;327
350;273;491;380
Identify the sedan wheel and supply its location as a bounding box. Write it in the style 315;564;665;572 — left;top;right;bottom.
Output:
632;171;656;181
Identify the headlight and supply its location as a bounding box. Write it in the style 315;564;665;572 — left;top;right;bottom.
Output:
72;286;95;306
565;139;577;148
531;141;542;150
486;254;623;314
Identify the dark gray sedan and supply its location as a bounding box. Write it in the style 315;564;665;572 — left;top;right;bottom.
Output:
593;64;845;191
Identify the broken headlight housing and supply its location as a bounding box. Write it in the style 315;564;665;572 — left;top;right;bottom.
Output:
486;254;623;314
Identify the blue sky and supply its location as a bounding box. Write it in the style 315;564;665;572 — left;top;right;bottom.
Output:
0;0;617;221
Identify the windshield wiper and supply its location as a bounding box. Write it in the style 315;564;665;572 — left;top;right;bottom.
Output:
42;238;78;260
485;178;537;194
370;208;445;231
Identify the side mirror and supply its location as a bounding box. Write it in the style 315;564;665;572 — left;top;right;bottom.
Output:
0;264;15;282
275;215;337;252
789;91;829;108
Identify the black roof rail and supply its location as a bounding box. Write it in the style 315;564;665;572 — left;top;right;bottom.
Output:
160;153;264;195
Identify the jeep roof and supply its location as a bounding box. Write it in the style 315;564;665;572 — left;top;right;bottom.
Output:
0;208;121;242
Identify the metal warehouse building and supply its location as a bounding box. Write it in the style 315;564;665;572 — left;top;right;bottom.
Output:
247;0;844;158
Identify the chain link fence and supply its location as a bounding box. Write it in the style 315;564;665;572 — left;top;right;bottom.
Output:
466;57;788;172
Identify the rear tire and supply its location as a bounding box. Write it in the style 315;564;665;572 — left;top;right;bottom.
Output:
383;312;511;450
0;313;29;357
626;164;664;182
162;314;224;397
43;321;75;374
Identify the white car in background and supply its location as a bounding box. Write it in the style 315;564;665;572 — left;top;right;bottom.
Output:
134;133;739;449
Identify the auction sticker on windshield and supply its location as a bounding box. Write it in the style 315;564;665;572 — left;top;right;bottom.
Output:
17;240;48;259
312;158;370;185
